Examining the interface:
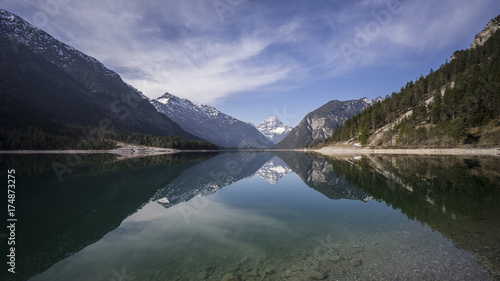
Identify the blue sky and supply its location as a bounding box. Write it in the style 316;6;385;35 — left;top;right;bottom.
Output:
1;0;499;127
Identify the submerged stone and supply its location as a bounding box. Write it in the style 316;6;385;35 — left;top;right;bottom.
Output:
309;270;327;280
350;259;362;266
221;273;239;281
197;271;208;279
328;255;343;263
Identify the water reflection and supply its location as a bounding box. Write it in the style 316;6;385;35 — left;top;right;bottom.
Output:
152;152;275;208
322;154;500;280
275;152;371;201
2;152;499;280
0;153;215;281
256;156;293;184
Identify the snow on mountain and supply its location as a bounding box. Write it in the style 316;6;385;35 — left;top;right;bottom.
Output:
0;9;119;79
256;116;293;144
151;93;274;148
255;156;293;184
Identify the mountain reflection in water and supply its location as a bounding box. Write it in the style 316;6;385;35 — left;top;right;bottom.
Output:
1;152;499;281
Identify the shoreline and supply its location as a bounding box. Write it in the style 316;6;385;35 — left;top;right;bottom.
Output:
2;146;500;157
0;143;183;157
313;146;500;157
0;142;221;157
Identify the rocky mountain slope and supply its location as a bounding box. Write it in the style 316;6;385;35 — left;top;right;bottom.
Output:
274;97;380;149
471;15;500;48
0;9;196;148
151;93;274;148
256;116;293;144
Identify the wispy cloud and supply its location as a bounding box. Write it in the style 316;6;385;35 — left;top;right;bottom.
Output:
1;0;498;104
306;0;498;76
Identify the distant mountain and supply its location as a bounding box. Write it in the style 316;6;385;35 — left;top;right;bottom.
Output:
255;156;292;184
0;9;196;149
151;93;274;148
256;116;293;144
274;97;381;149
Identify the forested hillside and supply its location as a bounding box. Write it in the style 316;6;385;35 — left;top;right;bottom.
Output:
324;16;500;148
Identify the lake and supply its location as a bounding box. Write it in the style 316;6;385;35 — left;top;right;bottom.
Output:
1;152;499;281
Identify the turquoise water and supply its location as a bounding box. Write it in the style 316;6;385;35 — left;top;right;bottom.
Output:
1;153;499;280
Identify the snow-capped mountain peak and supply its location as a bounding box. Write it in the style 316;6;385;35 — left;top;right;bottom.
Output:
256;116;293;144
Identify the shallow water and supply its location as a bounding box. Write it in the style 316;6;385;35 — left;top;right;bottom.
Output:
1;152;499;280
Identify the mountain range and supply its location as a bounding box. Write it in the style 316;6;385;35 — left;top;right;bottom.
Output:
0;9;200;149
151;93;274;148
0;9;295;149
0;9;388;150
2;8;498;151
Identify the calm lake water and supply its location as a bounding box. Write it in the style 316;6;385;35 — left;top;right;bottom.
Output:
1;152;499;281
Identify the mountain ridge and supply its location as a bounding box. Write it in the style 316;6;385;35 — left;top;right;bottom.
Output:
274;97;381;149
471;15;500;49
151;92;274;148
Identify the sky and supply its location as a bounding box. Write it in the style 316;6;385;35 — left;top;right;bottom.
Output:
1;0;499;127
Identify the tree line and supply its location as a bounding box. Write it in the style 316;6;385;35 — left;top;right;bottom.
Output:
0;125;218;150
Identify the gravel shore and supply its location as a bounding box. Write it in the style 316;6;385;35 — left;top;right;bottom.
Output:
315;147;500;157
0;143;180;157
